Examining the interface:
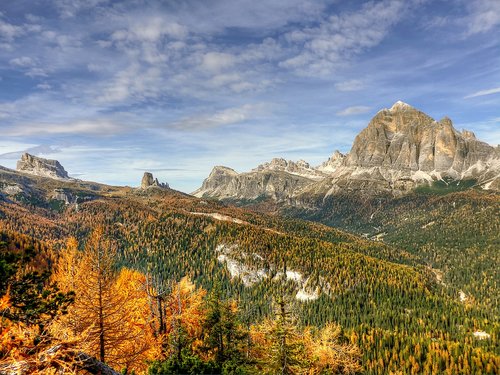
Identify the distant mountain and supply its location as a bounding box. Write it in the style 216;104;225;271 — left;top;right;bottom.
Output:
192;163;317;201
194;102;500;201
141;172;169;189
16;153;70;179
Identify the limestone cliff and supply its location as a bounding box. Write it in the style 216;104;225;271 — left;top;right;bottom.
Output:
16;153;70;179
194;102;500;200
141;172;169;189
192;165;314;201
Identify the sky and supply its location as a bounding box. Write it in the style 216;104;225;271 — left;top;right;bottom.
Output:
0;0;499;193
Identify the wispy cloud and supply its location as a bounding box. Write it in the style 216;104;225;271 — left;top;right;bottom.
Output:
337;106;371;116
464;87;500;98
0;18;25;41
280;0;408;76
335;79;365;92
465;0;500;35
0;145;61;159
0;0;498;192
172;104;270;130
3;120;124;136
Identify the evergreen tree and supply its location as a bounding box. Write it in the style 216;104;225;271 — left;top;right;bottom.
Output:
263;298;304;375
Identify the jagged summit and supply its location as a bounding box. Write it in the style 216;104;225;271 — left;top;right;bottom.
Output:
253;158;325;180
141;172;169;189
194;102;500;200
390;100;414;111
16;153;70;180
318;150;345;173
345;104;493;176
210;166;239;176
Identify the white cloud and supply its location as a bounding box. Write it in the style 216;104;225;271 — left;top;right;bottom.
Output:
2;120;123;136
0;141;38;158
280;0;408;76
36;83;52;90
200;52;236;73
335;79;365;92
466;0;500;35
96;64;163;104
54;0;110;18
9;56;35;67
336;106;371;116
111;17;187;43
464;87;500;98
172;104;269;130
0;19;24;41
9;56;47;77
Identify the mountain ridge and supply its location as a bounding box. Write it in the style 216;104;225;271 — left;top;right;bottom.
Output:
194;102;500;200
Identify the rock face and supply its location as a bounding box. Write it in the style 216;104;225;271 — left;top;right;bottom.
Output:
345;101;494;176
317;151;345;173
194;102;500;200
141;172;169;189
16;153;70;179
252;158;326;180
192;165;313;201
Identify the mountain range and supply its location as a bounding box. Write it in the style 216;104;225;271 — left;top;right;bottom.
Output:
0;102;499;374
194;101;500;202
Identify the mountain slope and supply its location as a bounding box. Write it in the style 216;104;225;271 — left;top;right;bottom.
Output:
0;159;499;374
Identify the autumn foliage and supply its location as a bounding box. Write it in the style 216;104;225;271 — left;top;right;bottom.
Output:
1;227;363;374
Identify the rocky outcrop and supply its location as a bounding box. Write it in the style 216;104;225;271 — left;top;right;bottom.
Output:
141;172;169;189
317;151;345;173
345;101;494;176
192;165;314;201
194;102;500;200
252;158;326;180
16;153;70;179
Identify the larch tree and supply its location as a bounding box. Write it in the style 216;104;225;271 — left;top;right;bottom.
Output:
250;298;305;375
50;228;158;372
303;323;363;374
163;277;206;360
201;286;248;371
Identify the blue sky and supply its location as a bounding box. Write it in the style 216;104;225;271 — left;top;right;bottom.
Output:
0;0;499;192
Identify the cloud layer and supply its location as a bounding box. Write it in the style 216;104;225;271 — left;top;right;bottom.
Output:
0;0;499;192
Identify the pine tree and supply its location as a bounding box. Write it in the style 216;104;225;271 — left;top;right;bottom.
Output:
202;285;248;372
264;298;304;375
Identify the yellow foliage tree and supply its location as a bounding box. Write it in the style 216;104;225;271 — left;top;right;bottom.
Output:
163;276;207;359
303;323;362;374
50;228;158;373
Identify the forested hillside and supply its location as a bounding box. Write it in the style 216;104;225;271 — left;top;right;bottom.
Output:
288;189;500;313
0;174;499;374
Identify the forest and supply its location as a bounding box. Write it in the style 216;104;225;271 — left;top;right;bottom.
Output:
0;180;499;374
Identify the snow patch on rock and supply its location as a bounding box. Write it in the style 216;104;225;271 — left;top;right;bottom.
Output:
473;331;491;340
215;244;322;301
191;212;248;225
459;290;467;302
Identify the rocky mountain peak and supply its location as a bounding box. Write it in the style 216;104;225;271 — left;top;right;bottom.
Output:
253;158;324;180
194;102;500;200
141;172;169;189
345;103;495;175
209;166;239;177
318;150;345;173
16;153;70;179
389;100;414;111
462;129;476;139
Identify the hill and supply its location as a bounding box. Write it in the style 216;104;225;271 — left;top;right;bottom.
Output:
1;162;499;374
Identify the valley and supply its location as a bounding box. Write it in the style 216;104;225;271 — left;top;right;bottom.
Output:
0;144;499;373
